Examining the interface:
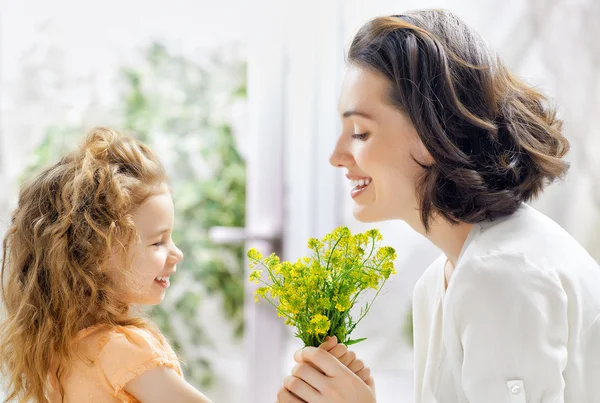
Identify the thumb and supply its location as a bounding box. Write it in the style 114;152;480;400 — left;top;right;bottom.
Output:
299;347;349;377
318;335;338;352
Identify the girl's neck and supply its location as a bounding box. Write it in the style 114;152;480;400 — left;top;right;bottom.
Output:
78;316;99;332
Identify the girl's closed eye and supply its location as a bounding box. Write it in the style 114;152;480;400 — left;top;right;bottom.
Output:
152;241;166;247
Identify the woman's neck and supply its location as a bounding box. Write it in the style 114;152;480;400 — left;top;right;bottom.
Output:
410;215;473;266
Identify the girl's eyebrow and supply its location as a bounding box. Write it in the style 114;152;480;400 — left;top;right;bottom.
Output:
148;228;170;238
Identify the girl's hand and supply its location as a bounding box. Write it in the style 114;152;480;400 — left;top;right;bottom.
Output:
277;346;376;403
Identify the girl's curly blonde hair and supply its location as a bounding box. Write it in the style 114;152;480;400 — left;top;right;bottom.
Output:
0;127;172;402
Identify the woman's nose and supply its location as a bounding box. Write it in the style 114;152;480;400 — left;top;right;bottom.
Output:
329;137;354;168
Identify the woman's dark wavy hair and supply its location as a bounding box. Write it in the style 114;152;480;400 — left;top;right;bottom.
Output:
348;9;570;230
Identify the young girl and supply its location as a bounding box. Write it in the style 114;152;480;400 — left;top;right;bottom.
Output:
0;127;362;402
0;128;213;402
280;9;600;403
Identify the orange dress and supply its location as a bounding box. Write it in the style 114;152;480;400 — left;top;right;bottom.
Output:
50;324;182;402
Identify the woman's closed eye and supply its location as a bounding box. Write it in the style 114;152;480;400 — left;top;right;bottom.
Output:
352;133;370;141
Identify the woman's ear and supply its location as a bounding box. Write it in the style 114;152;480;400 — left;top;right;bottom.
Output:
413;137;435;167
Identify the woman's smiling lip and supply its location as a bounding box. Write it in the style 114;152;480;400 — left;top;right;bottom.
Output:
346;173;373;199
345;173;372;181
351;181;372;199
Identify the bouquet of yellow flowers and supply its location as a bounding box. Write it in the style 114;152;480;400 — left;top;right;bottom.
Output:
248;226;397;347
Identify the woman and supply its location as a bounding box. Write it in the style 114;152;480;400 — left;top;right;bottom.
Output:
278;9;600;403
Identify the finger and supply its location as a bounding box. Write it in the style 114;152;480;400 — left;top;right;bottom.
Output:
299;347;351;377
295;348;326;375
294;335;338;363
277;386;306;403
366;376;376;393
326;343;348;359
348;359;365;374
318;335;338;352
337;350;356;367
292;363;329;393
294;349;303;364
283;375;320;402
356;366;371;383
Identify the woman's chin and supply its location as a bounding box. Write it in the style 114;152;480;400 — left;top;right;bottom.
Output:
353;204;387;223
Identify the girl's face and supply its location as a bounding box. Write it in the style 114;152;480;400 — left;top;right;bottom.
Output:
330;64;428;227
125;192;183;305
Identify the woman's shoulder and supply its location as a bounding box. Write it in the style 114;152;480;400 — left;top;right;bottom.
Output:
456;252;552;282
414;254;446;300
466;204;595;269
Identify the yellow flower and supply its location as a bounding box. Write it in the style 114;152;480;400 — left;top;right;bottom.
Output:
308;237;319;249
255;286;268;299
247;226;396;347
247;248;263;261
309;314;331;335
249;270;262;284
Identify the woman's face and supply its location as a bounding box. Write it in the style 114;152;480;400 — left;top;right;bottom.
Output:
330;64;428;226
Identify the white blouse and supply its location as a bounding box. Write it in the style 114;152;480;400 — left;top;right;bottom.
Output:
413;204;600;403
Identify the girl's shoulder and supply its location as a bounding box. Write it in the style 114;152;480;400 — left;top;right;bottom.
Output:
72;324;182;398
75;323;179;363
